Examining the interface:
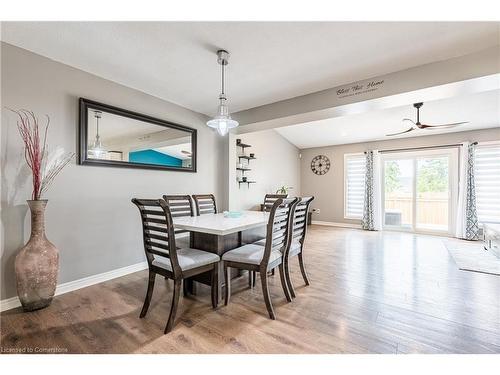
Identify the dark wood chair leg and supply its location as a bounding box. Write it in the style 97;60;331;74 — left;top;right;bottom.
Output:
189;279;197;295
271;269;275;276
224;264;231;306
164;279;181;334
260;270;276;320
298;253;310;286
252;271;256;287
183;279;189;297
278;264;292;302
211;264;218;309
248;270;252;288
140;271;156;318
284;257;296;298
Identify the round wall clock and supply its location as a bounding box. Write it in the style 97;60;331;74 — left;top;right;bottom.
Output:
310;155;331;175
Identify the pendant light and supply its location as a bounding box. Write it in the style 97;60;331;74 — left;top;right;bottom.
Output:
89;110;107;158
206;50;239;136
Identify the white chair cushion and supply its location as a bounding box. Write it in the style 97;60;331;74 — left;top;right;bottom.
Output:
152;248;219;272
253;238;266;246
252;239;302;256
289;240;302;256
222;244;282;265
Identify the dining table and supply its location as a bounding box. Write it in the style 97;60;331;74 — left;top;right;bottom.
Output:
173;210;269;299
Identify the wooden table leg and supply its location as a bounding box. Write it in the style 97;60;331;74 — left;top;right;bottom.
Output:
188;231;240;300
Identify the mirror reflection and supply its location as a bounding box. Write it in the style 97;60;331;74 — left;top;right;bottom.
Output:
82;102;195;171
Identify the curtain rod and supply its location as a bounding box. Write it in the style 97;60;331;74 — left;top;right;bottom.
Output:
364;142;478;154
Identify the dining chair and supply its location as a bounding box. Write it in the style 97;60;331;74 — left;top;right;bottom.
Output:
222;197;299;320
262;193;288;212
257;194;289;280
283;196;315;298
250;193;288;282
192;194;217;215
131;198;220;334
162;194;194;248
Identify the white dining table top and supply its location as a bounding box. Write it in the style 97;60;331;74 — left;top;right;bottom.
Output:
173;211;269;236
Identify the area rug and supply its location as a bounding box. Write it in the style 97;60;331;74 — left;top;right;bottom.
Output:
443;240;500;276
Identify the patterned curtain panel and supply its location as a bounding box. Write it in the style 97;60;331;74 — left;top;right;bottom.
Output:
465;144;480;240
362;151;375;230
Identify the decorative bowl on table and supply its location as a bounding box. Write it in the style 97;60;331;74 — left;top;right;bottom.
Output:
223;211;243;218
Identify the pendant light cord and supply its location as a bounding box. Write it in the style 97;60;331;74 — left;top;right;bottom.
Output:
96;113;100;138
221;63;225;97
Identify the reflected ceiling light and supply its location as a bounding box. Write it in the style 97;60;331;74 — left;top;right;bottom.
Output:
206;50;239;136
89;110;107;158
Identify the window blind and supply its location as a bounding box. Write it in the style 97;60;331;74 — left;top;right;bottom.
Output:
475;144;500;224
345;154;366;219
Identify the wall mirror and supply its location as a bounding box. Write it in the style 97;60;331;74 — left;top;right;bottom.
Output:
78;98;197;172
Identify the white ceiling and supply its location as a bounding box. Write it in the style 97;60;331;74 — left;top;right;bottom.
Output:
2;22;499;115
87;110;166;141
275;90;500;149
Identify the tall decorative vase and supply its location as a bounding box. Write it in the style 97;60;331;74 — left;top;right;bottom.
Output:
15;200;59;311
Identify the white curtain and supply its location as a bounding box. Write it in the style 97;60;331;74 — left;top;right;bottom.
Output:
362;150;382;231
456;142;480;240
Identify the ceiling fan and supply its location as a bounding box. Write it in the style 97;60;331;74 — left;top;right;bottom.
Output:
386;102;468;136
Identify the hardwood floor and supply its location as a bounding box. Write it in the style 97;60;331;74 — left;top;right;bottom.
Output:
1;226;499;354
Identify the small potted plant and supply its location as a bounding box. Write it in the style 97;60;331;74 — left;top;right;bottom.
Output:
276;185;293;195
11;109;74;311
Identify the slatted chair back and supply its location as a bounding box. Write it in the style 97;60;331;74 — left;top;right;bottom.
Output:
292;196;315;244
262;197;299;264
131;198;181;276
262;193;288;212
192;194;217;216
162;195;194;218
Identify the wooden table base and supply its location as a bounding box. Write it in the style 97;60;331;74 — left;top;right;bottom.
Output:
187;227;266;299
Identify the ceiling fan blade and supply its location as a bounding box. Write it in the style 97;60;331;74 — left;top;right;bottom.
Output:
386;127;415;136
418;121;468;129
402;118;416;125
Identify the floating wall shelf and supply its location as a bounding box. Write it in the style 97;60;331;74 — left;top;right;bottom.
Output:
238;155;256;161
236;140;256;188
238;181;257;188
236;142;252;150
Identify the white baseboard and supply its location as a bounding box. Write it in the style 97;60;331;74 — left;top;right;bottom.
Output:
0;261;148;312
312;220;362;229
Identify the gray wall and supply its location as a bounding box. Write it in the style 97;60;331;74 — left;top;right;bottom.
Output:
300;128;500;225
0;43;225;300
228;130;301;211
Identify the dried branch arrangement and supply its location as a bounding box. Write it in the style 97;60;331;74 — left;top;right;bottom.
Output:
10;109;75;200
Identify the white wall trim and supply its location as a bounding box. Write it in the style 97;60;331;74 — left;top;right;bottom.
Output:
0;261;148;312
312;220;362;229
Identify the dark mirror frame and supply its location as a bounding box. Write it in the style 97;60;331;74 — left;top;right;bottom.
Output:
78;98;197;172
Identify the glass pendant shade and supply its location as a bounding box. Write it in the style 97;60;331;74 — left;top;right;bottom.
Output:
90;135;107;158
206;98;239;136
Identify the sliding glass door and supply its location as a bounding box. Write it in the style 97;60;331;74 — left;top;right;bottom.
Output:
416;155;450;231
383;158;414;230
382;148;457;235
